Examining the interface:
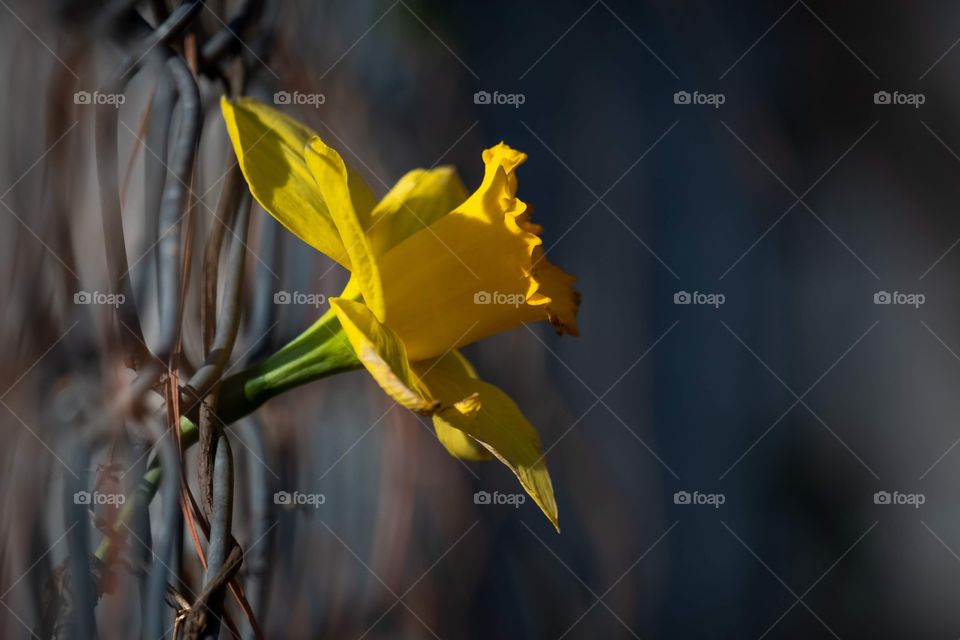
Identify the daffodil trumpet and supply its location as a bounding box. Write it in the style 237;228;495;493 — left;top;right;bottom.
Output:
207;97;581;529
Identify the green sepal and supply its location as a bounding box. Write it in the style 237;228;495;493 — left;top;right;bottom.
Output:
216;309;362;423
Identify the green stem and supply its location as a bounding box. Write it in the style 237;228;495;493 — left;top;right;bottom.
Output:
96;308;361;561
214;309;361;422
94;417;198;560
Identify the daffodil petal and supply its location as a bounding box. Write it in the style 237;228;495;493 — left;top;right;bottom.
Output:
221;97;345;265
306;137;385;320
328;297;437;413
339;274;363;302
425;351;491;460
433;415;492;461
220;97;377;268
367;166;468;256
412;351;559;530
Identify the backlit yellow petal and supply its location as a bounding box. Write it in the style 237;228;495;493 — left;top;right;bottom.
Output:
427;350;490;460
305;138;385;320
367;166;468;256
221;97;343;264
412;350;559;530
376;142;580;360
433;411;492;461
328;297;437;413
220;97;377;268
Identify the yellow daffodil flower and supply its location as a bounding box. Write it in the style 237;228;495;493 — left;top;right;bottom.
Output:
219;97;580;529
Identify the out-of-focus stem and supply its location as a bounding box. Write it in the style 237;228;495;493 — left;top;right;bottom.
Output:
94;417;198;561
97;309;359;561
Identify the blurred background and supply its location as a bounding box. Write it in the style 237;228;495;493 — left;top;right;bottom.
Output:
2;0;960;637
